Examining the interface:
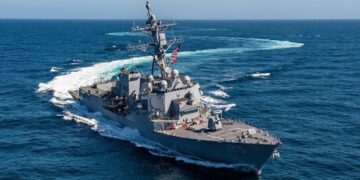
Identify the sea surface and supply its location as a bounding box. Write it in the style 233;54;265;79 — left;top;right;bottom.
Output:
0;20;359;179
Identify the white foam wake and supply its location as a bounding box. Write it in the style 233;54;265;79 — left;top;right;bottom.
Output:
180;39;303;56
201;96;235;112
209;90;230;98
50;67;60;73
208;103;237;112
186;36;304;53
250;72;271;78
215;84;233;91
61;102;160;150
70;59;81;65
38;56;151;99
202;96;223;104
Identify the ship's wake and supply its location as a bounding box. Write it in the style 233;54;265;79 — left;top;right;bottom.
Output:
37;37;302;170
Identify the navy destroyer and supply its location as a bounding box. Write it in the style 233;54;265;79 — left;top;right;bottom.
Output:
69;1;281;174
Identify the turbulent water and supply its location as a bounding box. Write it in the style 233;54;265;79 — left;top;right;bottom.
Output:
1;20;359;179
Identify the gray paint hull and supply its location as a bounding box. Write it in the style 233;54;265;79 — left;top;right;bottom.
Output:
80;94;277;172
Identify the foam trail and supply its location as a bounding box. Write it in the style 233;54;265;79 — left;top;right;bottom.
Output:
201;96;235;111
187;36;304;49
250;72;271;78
70;59;81;65
202;96;223;104
215;84;233;91
50;67;60;73
62;102;157;149
180;40;303;56
209;90;230;98
38;56;151;99
209;103;237;112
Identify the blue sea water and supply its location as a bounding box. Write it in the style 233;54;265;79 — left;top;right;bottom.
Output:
0;20;359;179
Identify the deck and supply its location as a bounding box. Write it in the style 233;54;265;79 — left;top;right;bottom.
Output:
160;121;280;145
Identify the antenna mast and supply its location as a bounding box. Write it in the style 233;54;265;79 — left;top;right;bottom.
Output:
127;1;183;77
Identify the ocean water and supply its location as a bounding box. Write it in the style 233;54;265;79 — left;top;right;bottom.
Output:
0;20;359;179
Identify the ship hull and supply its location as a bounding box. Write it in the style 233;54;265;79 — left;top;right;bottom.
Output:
151;132;278;172
78;94;277;173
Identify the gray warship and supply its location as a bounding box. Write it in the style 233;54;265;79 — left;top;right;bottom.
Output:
69;1;281;174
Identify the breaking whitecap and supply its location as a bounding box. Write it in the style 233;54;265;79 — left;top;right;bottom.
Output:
209;90;230;98
50;67;60;73
250;72;271;78
70;59;81;65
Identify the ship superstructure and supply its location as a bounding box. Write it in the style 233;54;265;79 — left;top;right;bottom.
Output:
69;1;281;174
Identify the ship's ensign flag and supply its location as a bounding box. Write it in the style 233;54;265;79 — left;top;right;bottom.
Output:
170;45;181;64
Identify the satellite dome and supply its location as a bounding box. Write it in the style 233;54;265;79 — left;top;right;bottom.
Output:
172;69;179;78
160;80;168;90
148;75;154;81
165;66;172;74
184;75;191;85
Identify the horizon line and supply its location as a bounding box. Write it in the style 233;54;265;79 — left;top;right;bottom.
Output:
1;18;360;21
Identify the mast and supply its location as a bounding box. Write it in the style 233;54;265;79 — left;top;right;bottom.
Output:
127;1;183;77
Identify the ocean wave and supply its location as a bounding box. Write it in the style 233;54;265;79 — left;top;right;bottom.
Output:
70;59;81;65
49;67;60;73
215;84;233;91
208;103;237;112
209;90;230;98
49;97;73;106
266;39;304;49
201;96;235;111
250;72;271;78
201;96;223;104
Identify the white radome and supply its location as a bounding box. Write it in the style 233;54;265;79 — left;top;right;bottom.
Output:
172;69;179;78
184;75;191;85
148;75;154;81
161;80;168;90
